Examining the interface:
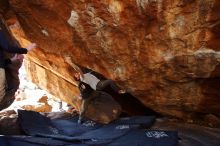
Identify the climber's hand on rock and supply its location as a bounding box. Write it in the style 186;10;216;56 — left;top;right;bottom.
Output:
64;56;72;64
26;43;37;51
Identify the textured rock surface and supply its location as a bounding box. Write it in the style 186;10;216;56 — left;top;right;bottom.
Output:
0;110;21;135
1;0;220;125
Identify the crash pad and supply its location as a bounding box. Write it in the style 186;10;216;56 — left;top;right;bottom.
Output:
15;110;178;146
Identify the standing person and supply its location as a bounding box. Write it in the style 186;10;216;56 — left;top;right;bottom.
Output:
0;26;36;103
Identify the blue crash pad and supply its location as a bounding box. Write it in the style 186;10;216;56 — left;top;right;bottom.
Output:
9;110;178;146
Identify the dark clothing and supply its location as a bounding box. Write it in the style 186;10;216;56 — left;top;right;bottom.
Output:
0;30;27;68
78;81;94;100
4;58;11;65
96;79;120;92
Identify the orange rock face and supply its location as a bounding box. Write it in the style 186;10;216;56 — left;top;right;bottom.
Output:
4;0;220;124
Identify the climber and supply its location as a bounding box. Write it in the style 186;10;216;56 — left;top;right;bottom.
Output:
75;72;126;94
65;56;126;95
0;26;37;103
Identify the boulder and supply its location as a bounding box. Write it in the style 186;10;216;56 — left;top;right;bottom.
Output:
84;91;122;124
0;110;22;135
0;0;219;125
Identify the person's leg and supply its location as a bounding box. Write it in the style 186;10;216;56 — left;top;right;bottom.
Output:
97;80;118;91
0;68;6;102
97;80;125;94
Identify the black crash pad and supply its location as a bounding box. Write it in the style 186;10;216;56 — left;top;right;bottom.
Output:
6;110;179;146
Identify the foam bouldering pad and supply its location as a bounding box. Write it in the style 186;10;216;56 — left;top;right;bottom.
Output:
107;130;178;146
16;110;178;146
0;136;87;146
0;136;7;146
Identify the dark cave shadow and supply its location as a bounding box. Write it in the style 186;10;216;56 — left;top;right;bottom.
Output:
104;87;160;117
